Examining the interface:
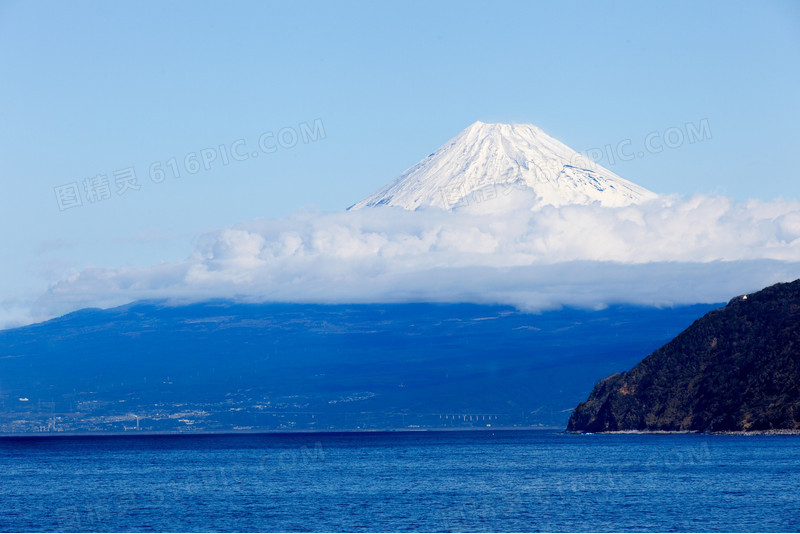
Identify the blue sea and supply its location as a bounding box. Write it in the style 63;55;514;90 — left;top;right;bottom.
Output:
1;430;798;532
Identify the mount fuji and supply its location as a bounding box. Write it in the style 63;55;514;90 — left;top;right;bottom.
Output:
350;121;657;211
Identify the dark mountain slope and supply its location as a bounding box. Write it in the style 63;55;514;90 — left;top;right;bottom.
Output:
568;279;800;433
0;301;717;434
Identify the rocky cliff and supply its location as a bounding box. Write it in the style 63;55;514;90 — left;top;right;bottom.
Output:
567;279;800;433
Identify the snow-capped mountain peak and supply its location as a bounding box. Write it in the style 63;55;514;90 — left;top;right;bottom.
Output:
350;121;656;211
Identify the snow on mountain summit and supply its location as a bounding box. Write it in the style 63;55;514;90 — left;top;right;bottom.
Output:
349;121;656;211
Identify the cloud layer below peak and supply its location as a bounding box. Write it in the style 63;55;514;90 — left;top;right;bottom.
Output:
33;194;800;320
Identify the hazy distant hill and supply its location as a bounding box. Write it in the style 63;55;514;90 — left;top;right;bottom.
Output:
0;301;716;434
568;280;800;433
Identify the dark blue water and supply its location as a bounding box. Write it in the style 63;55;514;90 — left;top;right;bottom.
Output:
1;430;798;532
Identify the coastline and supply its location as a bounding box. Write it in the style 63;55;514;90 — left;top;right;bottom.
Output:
0;425;563;439
567;428;800;436
6;426;800;439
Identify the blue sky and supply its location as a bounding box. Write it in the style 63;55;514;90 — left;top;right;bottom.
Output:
1;0;799;325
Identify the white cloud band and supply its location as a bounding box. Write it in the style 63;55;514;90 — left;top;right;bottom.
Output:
31;194;800;320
